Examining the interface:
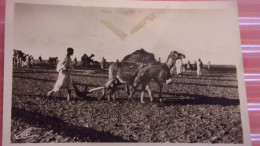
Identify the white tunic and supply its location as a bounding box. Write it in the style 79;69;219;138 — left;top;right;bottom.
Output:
52;55;74;92
175;59;183;75
197;60;202;76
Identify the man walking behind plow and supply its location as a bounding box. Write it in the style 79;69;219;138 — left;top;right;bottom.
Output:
47;47;75;101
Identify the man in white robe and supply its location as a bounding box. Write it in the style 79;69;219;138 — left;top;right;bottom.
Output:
197;58;203;77
175;58;183;77
207;61;211;70
47;47;75;101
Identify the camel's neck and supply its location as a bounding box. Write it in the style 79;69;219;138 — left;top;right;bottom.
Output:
165;57;176;69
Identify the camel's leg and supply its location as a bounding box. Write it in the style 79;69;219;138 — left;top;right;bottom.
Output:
155;79;163;102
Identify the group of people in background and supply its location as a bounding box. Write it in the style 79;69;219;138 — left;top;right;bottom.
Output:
174;55;211;78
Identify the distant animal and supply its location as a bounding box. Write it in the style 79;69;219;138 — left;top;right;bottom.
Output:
81;54;95;67
48;57;58;66
13;49;25;67
92;61;101;68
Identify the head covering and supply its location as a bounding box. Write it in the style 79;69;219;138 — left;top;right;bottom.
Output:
67;47;74;52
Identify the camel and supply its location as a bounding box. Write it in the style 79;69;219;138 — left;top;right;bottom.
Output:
81;54;95;67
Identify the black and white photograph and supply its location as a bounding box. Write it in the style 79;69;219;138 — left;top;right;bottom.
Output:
3;0;251;145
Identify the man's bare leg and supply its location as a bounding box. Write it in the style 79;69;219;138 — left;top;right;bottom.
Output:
47;90;54;97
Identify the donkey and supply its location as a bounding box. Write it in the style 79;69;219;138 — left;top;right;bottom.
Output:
132;53;185;103
102;51;182;102
101;61;145;101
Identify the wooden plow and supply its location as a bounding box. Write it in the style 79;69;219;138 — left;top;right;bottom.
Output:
73;83;104;97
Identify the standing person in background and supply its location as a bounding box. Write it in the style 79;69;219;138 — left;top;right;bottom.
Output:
74;57;77;67
197;58;203;77
187;60;191;71
47;47;75;101
175;54;184;77
25;54;30;68
207;61;211;70
29;55;34;67
39;56;44;65
101;57;107;71
182;55;187;73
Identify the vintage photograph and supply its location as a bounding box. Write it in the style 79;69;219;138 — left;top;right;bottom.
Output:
3;0;251;145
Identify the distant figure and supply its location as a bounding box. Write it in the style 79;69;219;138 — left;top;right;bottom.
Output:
190;60;197;70
25;54;30;68
158;57;161;63
175;54;184;77
207;61;211;70
74;57;77;67
101;57;107;70
47;47;75;101
197;58;203;77
182;55;186;72
13;49;18;66
187;60;191;71
116;59;119;62
29;55;34;66
39;56;44;64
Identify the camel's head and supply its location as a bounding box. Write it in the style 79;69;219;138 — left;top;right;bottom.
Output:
167;51;179;60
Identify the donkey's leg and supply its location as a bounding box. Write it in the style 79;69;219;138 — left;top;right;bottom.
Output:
112;91;116;102
156;80;163;102
128;85;136;101
159;84;165;102
145;84;153;103
102;80;113;100
103;78;118;101
140;84;146;103
125;84;130;95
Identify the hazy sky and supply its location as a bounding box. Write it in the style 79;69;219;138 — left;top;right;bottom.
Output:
14;2;241;64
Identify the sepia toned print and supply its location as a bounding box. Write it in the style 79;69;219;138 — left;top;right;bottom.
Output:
3;0;251;145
